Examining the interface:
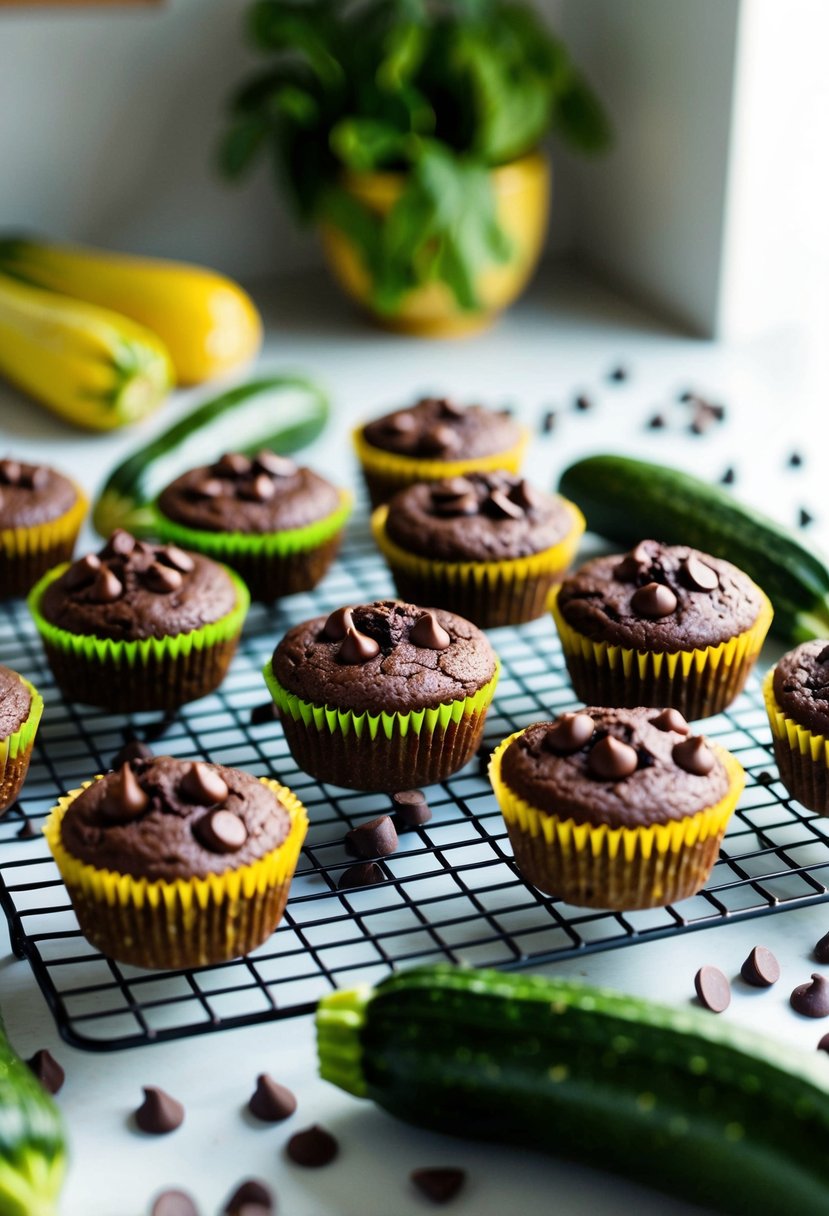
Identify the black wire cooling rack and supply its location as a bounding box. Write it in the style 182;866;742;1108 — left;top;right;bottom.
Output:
2;518;829;1052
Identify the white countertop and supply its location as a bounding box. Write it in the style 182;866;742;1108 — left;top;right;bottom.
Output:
1;262;827;1216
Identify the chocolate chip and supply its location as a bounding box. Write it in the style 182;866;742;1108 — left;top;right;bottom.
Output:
631;582;677;618
26;1049;65;1095
215;452;252;478
0;459;21;484
541;409;557;433
159;545;195;573
484;489;524;520
740;946;780;988
756;770;774;785
111;740;154;769
431;477;475;501
286;1124;338;1167
511;480;542;511
194;809;247;854
241;474;277;503
338;627;381;664
383;411;417;436
23;465;49;490
101;763;149;822
338;861;384;889
195;477;224;499
248;1074;297;1123
16;817;36;840
223;1179;274;1215
432;492;478;517
647;413;666;429
650;708;690;735
345;815;398;858
437;398;466;419
544;713;595;755
151;1191;199;1216
392;790;432;827
694;965;731;1012
104;528;136;558
144;562;184;594
323;606;355;640
673;736;716;776
410;612;451;651
250;701;277;726
789;451;804;468
817;1032;829;1054
608;365;628;382
790;973;829;1017
134;1086;185;1134
254;450;297;478
817;647;829;666
574;394;592;412
614;542;653;583
64;553;102;589
180;761;229;805
90;567;123;603
682;555;718;592
588;735;639;780
799;507;814;528
720;467;736;485
814;930;829;963
421;424;459;455
411;1168;466;1205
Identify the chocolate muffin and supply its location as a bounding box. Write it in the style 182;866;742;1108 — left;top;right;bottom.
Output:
264;599;499;790
0;665;44;815
29;530;249;711
372;472;584;627
44;756;308;968
489;706;745;908
0;457;87;597
353;395;528;507
155;451;351;603
551;540;773;718
764;641;829;813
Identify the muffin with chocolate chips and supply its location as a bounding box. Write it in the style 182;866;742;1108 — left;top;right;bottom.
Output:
155;451;351;603
44;756;308;968
551;540;773;718
764;641;829;813
264;600;499;790
372;472;584;627
0;457;87;598
489;706;745;908
353;396;529;507
29;530;249;711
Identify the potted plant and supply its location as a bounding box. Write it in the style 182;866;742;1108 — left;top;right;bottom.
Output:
220;0;611;336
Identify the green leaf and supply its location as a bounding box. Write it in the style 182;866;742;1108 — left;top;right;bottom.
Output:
218;115;270;179
555;71;614;153
247;1;344;92
329;118;414;171
376;21;427;91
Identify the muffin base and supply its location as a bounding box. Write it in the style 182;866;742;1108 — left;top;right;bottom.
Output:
763;669;829;814
44;779;309;970
490;733;745;910
551;587;773;720
1;487;87;599
263;660;499;791
371;500;585;629
0;678;44;815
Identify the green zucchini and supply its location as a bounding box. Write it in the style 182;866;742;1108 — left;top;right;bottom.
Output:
558;454;829;643
318;964;829;1215
0;1015;66;1216
92;374;329;537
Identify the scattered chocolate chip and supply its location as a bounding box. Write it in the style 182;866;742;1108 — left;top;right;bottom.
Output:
672;736;715;776
111;740;154;769
255;450;297;478
104;528;136;558
144;562;184;594
421;424;459;456
694;965;731;1012
286;1125;338;1168
799;507;814;528
411;1167;467;1205
708;403;726;421
650;708;690;735
431;477;474;501
410;612;451;651
574;394;592;412
682;555;719;592
248;1074;297;1123
338;627;381;664
608;365;628;383
0;459;21;484
541;409;557;433
818;1032;829;1054
814;930;829;963
16;817;37;841
789;451;804;468
790;974;829;1017
383;411;416;436
720;467;736;485
26;1049;65;1094
690;411;714;436
101;763;150;822
134;1086;185;1134
345;815;398;858
511;480;542;511
195;477;224;499
756;770;774;785
338;861;384;889
181;762;229;806
215;452;252;478
678;389;695;403
544;713;595;755
484;489;524;520
250;701;277;726
90;567;123;603
647;413;666;429
586;735;637;781
323;606;355;640
223;1178;274;1215
631;582;677;618
151;1191;199;1216
241;473;277;503
159;545;195;573
392;790;432;827
740;946;780;988
194;809;247;854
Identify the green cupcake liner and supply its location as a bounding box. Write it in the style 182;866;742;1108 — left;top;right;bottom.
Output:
153;491;352;559
0;677;44;815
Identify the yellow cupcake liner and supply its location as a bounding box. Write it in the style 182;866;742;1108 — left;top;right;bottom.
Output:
489;730;745;908
550;585;773;719
371;499;585;627
763;668;829;813
0;677;44;814
763;668;829;762
0;484;87;558
44;777;309;967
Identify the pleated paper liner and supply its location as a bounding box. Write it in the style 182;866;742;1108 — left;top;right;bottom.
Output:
371;499;585;628
763;668;829;814
0;677;44;815
43;778;309;969
28;564;250;713
263;659;500;791
0;485;87;599
550;587;773;720
154;490;353;604
490;731;745;910
353;424;530;508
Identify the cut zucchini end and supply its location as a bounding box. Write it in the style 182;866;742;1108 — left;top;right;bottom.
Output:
92;491;158;540
316;984;374;1098
0;1151;65;1216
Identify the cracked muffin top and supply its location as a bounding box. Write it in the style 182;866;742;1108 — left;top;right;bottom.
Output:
772;641;829;734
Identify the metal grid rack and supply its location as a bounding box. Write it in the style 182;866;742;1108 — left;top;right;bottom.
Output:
2;519;829;1052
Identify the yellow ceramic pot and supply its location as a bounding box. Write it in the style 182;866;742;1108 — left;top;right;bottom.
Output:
319;151;551;337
